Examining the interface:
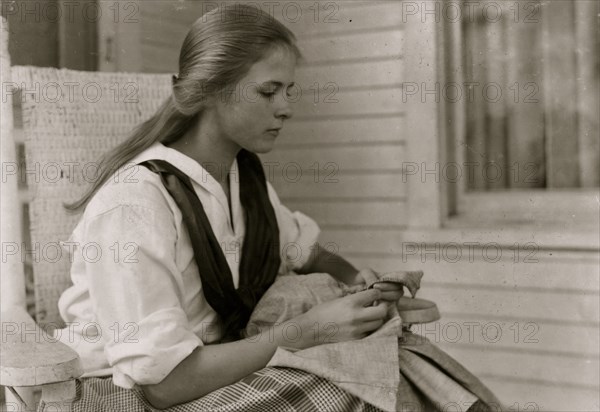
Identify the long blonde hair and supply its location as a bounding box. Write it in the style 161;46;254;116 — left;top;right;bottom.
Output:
66;4;300;211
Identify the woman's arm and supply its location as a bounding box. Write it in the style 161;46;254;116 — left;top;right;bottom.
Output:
296;243;360;285
142;288;386;409
297;243;405;302
142;319;302;409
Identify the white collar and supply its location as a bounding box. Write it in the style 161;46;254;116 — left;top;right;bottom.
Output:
131;142;241;233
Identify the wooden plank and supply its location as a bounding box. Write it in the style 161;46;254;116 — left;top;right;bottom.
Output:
423;264;600;295
141;42;178;73
279;116;405;146
0;307;82;386
435;20;452;221
463;19;488;190
575;0;600;187
350;254;600;292
143;0;405;58
505;13;545;188
140;3;198;42
262;143;404;172
541;1;580;187
3;0;59;67
284;1;405;38
320;228;406;255
417;285;599;324
295;59;403;90
97;1;117;71
439;345;599;397
283;200;408;227
320;226;600;257
403;13;441;228
0;18;27;311
291;87;404;119
97;1;142;72
139;0;207;24
440;12;464;216
115;0;142;73
416;315;600;357
141;0;404;40
270;173;406;199
480;376;599;411
57;0;97;70
453;190;600;230
483;16;507;189
298;29;404;64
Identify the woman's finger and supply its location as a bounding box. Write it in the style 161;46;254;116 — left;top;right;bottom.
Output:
373;282;403;291
359;302;388;321
379;290;404;302
349;288;382;307
357;318;385;334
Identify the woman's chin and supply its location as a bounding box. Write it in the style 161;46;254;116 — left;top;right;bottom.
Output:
248;140;277;154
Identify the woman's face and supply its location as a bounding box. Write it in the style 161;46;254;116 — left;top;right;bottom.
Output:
212;47;297;154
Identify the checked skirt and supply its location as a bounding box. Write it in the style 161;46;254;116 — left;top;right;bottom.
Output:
38;367;382;412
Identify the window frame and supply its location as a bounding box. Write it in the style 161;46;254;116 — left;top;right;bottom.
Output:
436;0;599;237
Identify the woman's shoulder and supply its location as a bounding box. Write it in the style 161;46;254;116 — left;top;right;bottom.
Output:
83;163;175;220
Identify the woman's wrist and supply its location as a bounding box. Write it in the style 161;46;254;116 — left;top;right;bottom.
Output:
264;317;314;350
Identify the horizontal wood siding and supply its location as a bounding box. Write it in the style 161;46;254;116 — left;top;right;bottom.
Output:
263;1;406;234
338;234;600;410
138;2;205;73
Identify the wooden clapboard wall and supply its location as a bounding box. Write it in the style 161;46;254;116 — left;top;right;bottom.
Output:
356;232;600;410
138;2;204;73
263;1;407;233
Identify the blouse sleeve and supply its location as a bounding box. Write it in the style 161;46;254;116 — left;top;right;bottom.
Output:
81;197;202;389
266;182;321;273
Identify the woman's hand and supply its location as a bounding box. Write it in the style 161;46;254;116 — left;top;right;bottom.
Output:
353;268;405;303
293;289;388;347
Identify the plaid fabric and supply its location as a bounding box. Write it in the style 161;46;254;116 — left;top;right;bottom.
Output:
36;354;498;411
38;367;382;412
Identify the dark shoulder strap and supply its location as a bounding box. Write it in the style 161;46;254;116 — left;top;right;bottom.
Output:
139;151;280;340
236;150;281;294
140;159;237;302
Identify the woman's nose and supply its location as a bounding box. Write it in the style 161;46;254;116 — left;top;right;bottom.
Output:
275;95;293;119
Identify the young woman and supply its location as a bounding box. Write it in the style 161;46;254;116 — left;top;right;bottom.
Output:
56;4;500;411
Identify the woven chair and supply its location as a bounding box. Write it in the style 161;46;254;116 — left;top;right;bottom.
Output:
0;17;172;410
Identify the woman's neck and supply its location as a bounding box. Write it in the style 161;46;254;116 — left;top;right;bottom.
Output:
168;113;239;187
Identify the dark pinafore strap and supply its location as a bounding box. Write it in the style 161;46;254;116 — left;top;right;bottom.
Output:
139;149;280;340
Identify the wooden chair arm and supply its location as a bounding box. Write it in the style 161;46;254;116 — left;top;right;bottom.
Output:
1;306;83;387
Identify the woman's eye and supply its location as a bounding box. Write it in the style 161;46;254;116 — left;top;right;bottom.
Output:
260;91;276;98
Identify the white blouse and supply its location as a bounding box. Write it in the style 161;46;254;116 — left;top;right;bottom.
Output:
56;142;320;389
